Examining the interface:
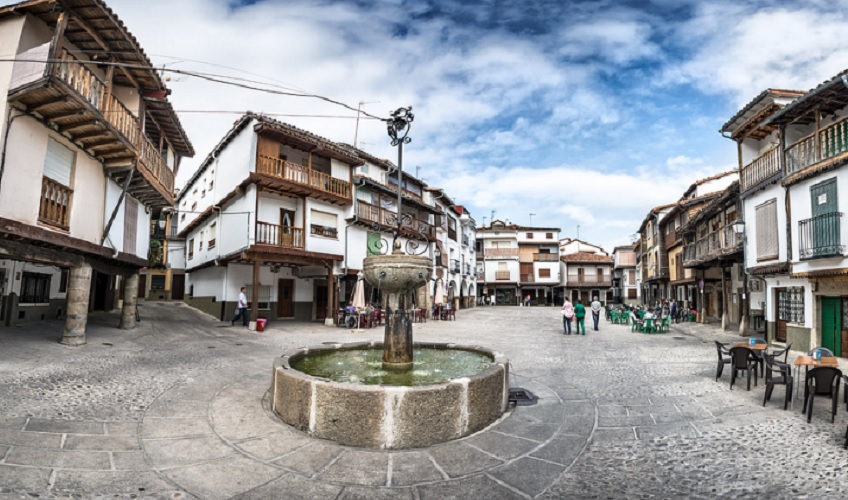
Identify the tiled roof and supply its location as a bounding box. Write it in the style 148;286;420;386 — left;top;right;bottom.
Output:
721;88;805;134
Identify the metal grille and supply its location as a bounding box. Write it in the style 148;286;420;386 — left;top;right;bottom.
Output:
778;287;804;324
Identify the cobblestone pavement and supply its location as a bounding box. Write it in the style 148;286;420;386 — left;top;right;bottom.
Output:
1;303;847;499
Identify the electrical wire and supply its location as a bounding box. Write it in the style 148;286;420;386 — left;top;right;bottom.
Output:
0;57;389;121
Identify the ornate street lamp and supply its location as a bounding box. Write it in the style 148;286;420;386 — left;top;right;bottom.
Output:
386;106;414;250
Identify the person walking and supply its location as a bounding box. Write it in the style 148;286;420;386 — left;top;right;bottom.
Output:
670;299;679;323
590;296;602;331
561;298;574;335
574;300;586;335
232;286;249;327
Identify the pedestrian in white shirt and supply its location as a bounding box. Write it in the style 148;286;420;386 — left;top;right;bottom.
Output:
590;297;602;331
232;287;249;327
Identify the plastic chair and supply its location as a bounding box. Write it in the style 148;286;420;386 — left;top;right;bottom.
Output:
752;338;767;377
631;318;643;333
803;366;842;423
729;346;758;391
771;344;792;364
659;316;671;333
808;348;835;358
643;318;656;334
610;311;620;324
763;353;793;410
621;313;629;326
714;341;731;382
444;306;456;321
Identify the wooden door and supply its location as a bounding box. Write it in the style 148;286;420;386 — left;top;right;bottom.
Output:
774;288;787;342
137;274;147;301
842;297;848;358
520;263;532;282
280;208;296;246
171;274;185;300
277;279;293;318
821;296;841;356
811;179;838;257
316;285;328;320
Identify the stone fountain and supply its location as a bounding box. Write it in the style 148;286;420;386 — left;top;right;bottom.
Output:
270;107;509;449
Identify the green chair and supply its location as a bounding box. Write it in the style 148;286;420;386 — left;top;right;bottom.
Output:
621;313;629;326
643;318;656;334
659;317;671;333
631;319;643;333
611;311;620;324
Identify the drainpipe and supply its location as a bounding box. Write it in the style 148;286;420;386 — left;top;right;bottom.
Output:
0;108;24;197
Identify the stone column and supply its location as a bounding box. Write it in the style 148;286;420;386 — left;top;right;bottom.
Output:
62;262;92;346
120;273;139;330
383;289;413;370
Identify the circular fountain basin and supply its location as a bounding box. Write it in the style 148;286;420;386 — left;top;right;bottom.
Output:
272;341;509;449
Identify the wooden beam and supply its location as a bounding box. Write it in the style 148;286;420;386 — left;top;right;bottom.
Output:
0;238;84;267
58;119;97;132
47;11;69;62
66;12;142;90
43;109;86;121
30;95;70;112
72;129;107;141
84;137;121;149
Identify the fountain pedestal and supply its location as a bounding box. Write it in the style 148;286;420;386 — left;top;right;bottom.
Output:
362;253;432;371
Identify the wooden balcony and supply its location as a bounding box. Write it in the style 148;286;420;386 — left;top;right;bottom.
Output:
786;115;848;177
355;200;435;240
484;248;519;259
256;222;304;249
741;147;779;192
9;48;174;206
256;155;352;205
520;273;535;282
495;271;511;281
534;253;558;262
682;226;742;267
566;276;611;288
38;177;72;230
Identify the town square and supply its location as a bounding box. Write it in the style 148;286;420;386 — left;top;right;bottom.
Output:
3;0;848;498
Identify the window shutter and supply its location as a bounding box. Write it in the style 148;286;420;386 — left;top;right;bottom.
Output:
311;210;337;227
755;200;778;260
124;198;138;254
43;138;73;186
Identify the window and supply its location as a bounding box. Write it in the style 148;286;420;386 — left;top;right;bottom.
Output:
151;275;166;290
526;232;534;239
123;197;138;253
20;272;51;304
59;269;68;293
755;199;778;261
246;284;272;310
39;138;75;229
546;233;553;239
310;210;338;238
188;238;195;259
539;268;551;278
448;217;457;240
778;287;804;324
209;222;217;249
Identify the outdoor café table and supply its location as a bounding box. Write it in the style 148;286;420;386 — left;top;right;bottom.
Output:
732;342;768;351
791;355;839;410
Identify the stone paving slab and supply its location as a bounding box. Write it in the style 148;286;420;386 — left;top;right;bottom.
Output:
3;304;848;498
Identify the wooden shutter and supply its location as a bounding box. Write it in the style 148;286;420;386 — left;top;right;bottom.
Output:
124;197;138;254
43;138;73;186
755;199;778;261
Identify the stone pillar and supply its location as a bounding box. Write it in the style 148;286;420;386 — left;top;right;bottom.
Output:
324;265;335;326
62;262;92;346
120;273;139;330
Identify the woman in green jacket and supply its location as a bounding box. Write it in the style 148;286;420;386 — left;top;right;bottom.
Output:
574;300;586;335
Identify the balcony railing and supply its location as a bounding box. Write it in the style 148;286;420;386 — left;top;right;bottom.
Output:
787;115;848;175
741;147;779;191
521;273;535;282
533;253;558;262
495;271;511;281
799;212;844;260
484;248;519;258
462;234;469;246
463;263;472;275
255;222;305;249
38;177;72;230
257;155;351;200
663;231;677;250
450;259;461;274
682;226;742;265
566;275;611;287
356;200;434;239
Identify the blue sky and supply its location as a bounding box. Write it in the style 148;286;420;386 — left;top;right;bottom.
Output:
110;0;848;250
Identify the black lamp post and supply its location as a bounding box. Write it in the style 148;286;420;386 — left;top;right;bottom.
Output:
386;107;414;250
